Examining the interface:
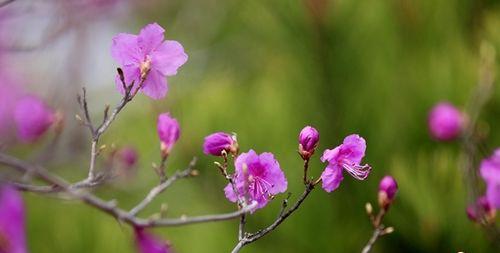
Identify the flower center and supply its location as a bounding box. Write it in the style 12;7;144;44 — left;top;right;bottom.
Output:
140;56;152;79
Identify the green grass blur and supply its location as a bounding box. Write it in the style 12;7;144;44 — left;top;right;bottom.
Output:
22;0;500;252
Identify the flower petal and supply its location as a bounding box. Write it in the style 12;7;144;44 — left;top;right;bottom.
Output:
152;40;188;76
141;70;168;99
259;152;287;194
341;134;366;164
321;164;344;192
224;183;238;203
486;183;500;209
138;23;165;55
111;33;141;66
0;185;28;253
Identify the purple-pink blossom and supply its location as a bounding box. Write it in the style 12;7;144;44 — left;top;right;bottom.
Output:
298;126;319;160
0;73;24;143
203;132;238;156
320;134;372;192
428;102;463;141
0;185;28;253
134;228;172;253
378;175;398;209
466;196;496;222
224;150;288;211
157;113;180;155
480;149;500;209
14;95;55;143
111;23;188;99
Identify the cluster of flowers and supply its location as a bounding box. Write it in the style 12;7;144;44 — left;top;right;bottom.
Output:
428;102;499;222
0;22;402;253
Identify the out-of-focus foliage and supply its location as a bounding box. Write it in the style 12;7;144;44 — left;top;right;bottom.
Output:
10;0;500;252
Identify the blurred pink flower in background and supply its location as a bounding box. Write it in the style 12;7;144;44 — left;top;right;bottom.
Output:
111;23;188;99
480;149;500;209
0;72;24;144
14;95;55;143
0;185;28;253
428;102;463;141
466;196;496;222
320;134;372;192
224;150;288;211
134;228;172;253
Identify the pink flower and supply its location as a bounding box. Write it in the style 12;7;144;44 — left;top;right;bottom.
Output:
14;95;55;143
298;126;319;160
224;150;288;210
0;185;28;253
320;134;372;192
203;132;238;156
480;149;500;208
134;228;172;253
378;176;398;210
466;196;496;222
157;113;180;155
428;102;463;141
111;23;188;99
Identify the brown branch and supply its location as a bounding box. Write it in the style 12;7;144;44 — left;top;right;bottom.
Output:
232;184;315;253
0;152;257;228
129;158;198;216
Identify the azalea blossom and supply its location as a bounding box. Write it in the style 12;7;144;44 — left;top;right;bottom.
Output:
157;113;180;155
298;126;319;160
0;185;28;253
111;23;188;99
203;132;238;156
134;228;172;253
428;102;463;141
480;149;500;208
224;150;287;210
320;134;372;192
378;175;398;209
14;95;55;143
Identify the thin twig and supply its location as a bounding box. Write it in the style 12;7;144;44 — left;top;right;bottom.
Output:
0;152;257;228
361;227;384;253
232;184;315;253
129;158;197;216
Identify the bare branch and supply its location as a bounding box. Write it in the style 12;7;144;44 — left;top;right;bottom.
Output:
129;158;198;216
0;152;257;228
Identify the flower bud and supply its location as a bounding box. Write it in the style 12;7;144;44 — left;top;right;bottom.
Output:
298;126;319;160
466;196;496;223
203;132;238;156
157;113;180;156
14;95;55;143
118;147;138;168
428;102;463;141
378;175;398;210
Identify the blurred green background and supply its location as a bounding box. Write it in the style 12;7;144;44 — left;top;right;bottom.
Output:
12;0;500;252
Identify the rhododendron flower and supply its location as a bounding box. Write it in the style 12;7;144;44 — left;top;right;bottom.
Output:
466;196;496;222
224;150;287;210
157;113;180;155
320;134;371;192
134;228;172;253
378;175;398;209
480;149;500;208
0;185;28;253
111;23;188;99
428;102;463;141
14;95;55;143
298;126;319;160
203;132;238;156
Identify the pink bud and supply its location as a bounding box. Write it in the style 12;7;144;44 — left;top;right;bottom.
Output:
203;132;238;156
428;102;463;141
378;176;398;210
157;113;180;156
134;228;172;253
118;147;138;168
298;126;319;160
